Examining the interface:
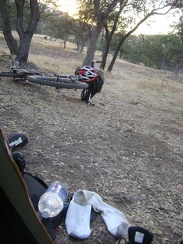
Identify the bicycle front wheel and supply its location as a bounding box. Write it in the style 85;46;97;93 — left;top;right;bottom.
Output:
27;75;88;89
0;71;22;78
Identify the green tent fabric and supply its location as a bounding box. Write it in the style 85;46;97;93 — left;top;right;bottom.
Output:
0;128;54;244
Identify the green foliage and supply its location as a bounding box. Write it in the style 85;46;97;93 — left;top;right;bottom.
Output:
77;0;96;24
36;1;92;50
121;33;183;71
47;12;74;39
0;0;39;31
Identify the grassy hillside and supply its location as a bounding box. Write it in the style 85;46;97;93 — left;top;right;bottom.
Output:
0;33;183;243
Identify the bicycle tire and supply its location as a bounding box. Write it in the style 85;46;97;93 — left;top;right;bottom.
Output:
0;71;22;78
27;75;88;89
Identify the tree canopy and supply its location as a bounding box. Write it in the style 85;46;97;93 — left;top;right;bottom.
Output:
0;0;58;63
0;0;182;72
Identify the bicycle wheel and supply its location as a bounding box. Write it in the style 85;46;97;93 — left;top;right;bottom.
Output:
27;75;88;89
0;71;22;78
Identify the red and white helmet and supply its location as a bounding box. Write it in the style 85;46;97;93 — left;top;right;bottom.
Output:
75;66;98;83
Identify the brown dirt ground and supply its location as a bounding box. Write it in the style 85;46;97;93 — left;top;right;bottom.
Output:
0;34;183;244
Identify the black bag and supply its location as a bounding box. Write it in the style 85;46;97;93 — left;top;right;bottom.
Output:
12;153;63;241
80;76;104;104
96;69;104;93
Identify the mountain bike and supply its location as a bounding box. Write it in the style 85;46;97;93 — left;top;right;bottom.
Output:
0;60;88;90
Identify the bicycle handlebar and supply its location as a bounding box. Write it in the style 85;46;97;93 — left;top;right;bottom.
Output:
91;60;102;68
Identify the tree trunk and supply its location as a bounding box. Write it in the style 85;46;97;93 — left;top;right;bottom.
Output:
0;0;18;55
119;50;123;59
107;39;125;72
15;0;40;63
101;3;123;70
77;38;84;53
82;25;102;66
101;39;110;70
63;34;69;49
100;27;109;70
17;32;34;62
64;40;66;49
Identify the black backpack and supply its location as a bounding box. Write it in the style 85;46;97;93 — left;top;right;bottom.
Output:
96;69;104;93
12;152;63;241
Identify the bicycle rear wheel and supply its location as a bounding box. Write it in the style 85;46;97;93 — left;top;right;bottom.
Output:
27;75;88;89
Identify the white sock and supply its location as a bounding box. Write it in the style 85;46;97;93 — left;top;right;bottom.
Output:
87;191;129;238
99;202;129;237
65;190;92;239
